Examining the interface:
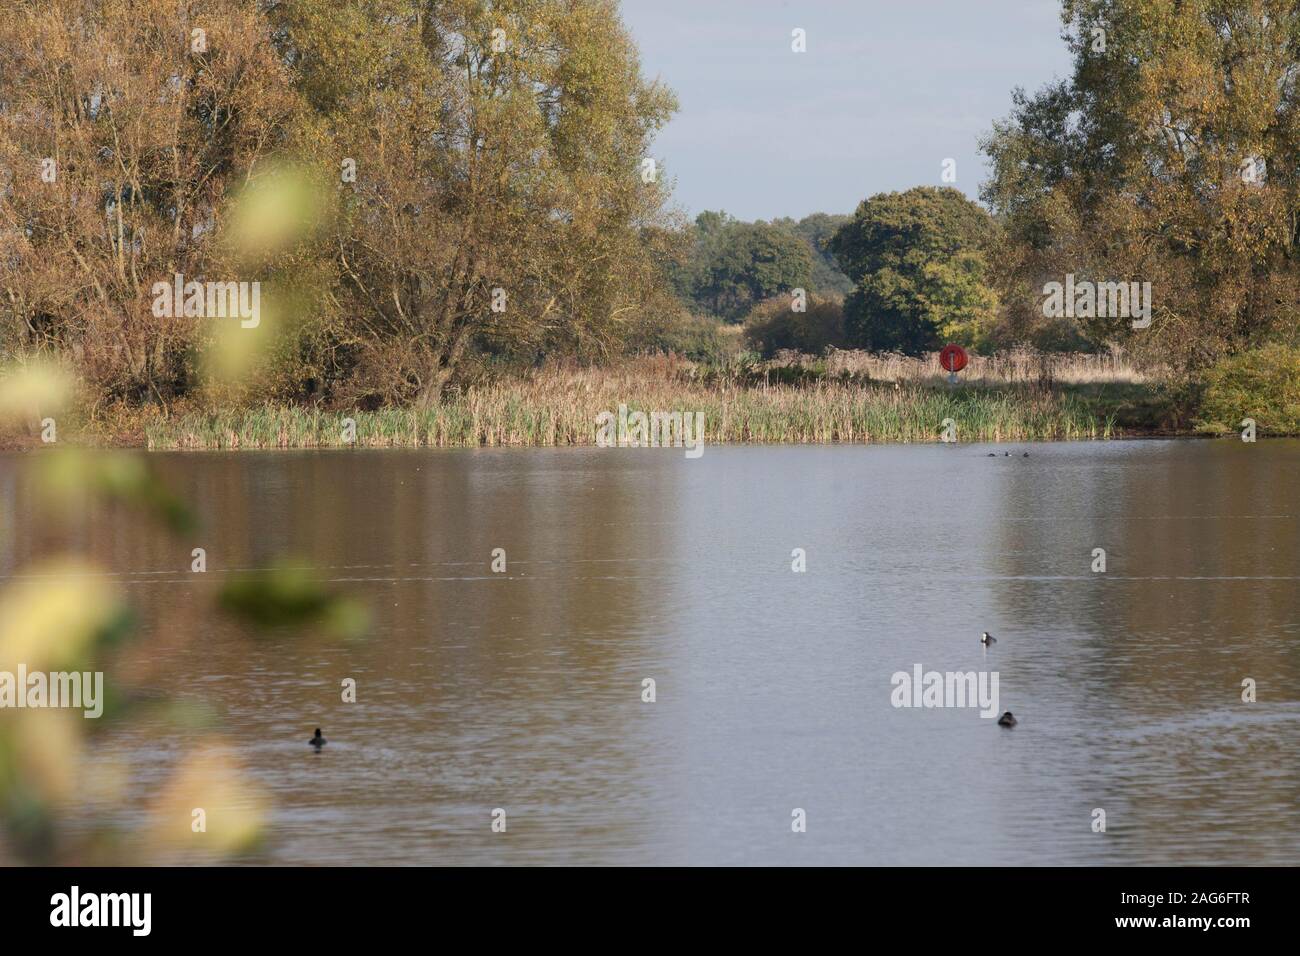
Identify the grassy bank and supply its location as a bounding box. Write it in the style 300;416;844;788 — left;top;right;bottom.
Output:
1;353;1194;451
137;386;1114;450
125;359;1129;450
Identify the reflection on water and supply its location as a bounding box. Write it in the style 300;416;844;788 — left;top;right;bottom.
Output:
1;440;1297;864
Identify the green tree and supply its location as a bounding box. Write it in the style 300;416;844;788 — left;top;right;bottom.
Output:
689;220;812;321
828;187;999;353
772;213;854;296
666;210;732;303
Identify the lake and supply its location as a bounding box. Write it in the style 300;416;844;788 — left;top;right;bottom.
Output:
2;439;1298;865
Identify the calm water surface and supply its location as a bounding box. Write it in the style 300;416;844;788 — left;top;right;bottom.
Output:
2;440;1298;865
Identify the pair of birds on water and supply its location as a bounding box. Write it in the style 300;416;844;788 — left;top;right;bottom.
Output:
981;631;1018;728
989;451;1030;457
304;633;1019;745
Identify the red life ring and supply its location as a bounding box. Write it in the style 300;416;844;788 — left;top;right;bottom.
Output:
939;344;968;373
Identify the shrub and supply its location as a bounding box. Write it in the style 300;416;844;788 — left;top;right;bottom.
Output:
626;311;742;364
743;295;845;358
1198;344;1300;435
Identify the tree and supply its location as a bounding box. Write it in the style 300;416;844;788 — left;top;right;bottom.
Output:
828;187;999;353
981;0;1300;372
0;0;303;405
269;0;679;405
666;209;732;304
772;213;854;296
681;218;812;321
0;0;681;409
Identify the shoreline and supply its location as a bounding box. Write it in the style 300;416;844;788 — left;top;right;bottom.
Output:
0;357;1239;451
0;432;1205;453
1;393;1213;452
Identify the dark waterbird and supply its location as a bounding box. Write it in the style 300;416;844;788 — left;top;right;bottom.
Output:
310;728;326;749
980;631;997;645
997;712;1017;728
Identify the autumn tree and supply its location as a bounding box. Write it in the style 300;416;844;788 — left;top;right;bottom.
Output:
0;0;303;404
267;0;679;406
981;0;1300;372
743;294;845;357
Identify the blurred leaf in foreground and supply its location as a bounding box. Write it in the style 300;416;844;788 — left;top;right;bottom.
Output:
144;745;270;861
0;560;130;673
0;361;74;437
37;451;197;536
0;563;130;863
218;562;369;641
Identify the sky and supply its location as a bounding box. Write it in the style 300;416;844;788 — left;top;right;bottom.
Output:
619;0;1074;222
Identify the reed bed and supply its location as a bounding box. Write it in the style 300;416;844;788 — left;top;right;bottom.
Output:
818;346;1150;385
144;357;1116;450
